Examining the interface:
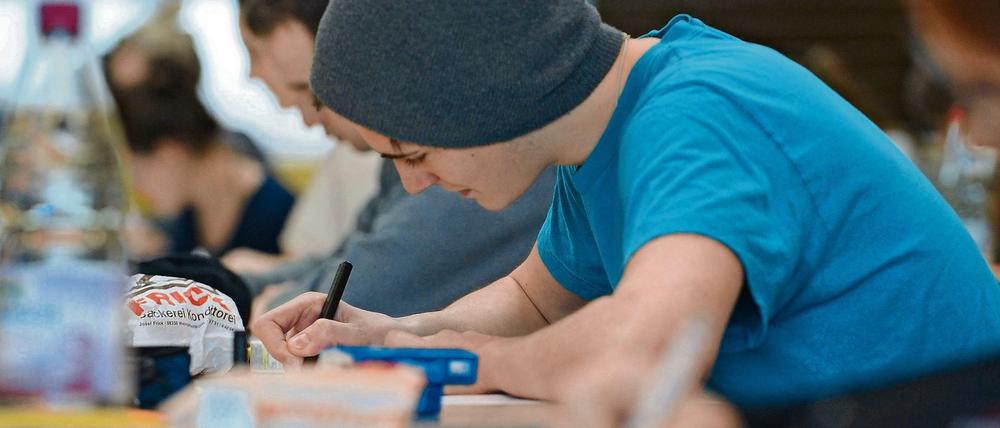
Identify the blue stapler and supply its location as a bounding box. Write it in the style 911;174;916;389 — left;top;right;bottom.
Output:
319;345;478;416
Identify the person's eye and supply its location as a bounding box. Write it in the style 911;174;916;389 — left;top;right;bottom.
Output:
311;93;322;112
403;154;426;167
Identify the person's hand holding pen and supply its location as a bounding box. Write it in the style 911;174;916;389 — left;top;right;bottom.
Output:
252;260;508;393
251;291;404;369
252;262;406;370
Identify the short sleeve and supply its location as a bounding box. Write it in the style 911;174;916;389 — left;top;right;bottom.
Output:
537;167;614;300
618;84;807;347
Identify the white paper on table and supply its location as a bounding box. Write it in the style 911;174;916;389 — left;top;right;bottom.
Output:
442;394;543;406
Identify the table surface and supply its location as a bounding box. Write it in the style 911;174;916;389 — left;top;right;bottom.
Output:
0;394;554;427
417;394;553;428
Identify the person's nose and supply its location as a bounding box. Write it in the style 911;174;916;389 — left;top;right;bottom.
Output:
248;59;264;81
396;163;440;194
298;106;321;128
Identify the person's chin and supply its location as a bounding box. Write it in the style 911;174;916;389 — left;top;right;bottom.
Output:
475;194;514;212
152;204;184;220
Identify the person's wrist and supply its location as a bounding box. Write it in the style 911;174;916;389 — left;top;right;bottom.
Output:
396;310;444;337
362;312;404;345
476;335;519;393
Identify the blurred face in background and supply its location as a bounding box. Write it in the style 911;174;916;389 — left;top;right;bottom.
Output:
105;40;149;90
911;1;1000;148
239;18;369;151
105;45;191;218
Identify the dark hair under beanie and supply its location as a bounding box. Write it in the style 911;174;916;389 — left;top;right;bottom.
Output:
310;0;625;148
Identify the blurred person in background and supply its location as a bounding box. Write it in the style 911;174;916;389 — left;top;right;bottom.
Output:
222;0;381;274
909;1;1000;274
108;3;376;266
909;1;1000;150
105;5;267;161
105;12;295;259
234;0;556;319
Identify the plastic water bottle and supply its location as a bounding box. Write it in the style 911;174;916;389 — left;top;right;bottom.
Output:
0;1;131;404
937;108;996;256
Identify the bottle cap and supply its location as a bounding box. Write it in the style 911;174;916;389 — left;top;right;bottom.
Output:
40;2;79;37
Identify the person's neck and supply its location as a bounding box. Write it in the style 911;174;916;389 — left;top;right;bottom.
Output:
188;143;265;252
543;36;660;167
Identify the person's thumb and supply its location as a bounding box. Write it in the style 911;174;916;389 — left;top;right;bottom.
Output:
286;319;370;357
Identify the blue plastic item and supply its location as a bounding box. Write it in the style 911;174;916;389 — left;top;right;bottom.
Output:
331;346;477;416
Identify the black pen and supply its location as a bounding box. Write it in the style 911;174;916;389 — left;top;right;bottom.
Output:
305;260;353;363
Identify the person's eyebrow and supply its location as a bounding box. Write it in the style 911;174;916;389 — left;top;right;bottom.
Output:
380;139;421;159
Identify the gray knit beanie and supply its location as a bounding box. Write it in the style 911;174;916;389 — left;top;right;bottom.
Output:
310;0;624;148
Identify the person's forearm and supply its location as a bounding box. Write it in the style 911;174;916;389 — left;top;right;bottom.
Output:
475;235;742;400
478;290;712;400
397;275;550;337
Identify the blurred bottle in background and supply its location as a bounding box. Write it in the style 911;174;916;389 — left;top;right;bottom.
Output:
937;108;997;257
0;1;131;404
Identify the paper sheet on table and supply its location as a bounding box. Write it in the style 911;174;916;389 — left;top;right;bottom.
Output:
442;394;543;406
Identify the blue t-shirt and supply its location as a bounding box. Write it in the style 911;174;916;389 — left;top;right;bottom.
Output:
537;15;1000;407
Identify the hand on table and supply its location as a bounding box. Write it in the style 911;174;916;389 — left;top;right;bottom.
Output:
251;291;402;370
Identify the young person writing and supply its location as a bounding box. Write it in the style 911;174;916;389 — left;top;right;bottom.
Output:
256;0;1000;408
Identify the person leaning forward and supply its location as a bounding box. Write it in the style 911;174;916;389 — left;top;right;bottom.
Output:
231;0;556;318
254;0;1000;409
